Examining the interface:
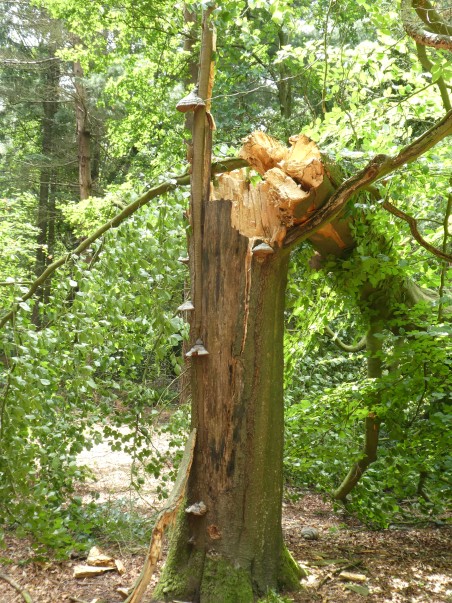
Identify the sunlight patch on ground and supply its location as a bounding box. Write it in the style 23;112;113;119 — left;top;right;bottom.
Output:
76;425;175;509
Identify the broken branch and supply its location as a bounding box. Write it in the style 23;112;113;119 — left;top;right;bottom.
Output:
284;109;452;248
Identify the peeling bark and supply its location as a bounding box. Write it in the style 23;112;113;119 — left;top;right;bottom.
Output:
401;0;452;49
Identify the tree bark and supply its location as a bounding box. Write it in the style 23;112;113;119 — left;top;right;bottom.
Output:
153;198;302;601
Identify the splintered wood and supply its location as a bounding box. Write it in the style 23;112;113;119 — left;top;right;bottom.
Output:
212;131;328;247
124;429;197;603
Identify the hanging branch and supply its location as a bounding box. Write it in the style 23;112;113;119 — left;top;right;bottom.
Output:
438;182;452;322
0;157;247;331
283;109;452;248
415;43;451;112
382;199;452;262
333;322;383;502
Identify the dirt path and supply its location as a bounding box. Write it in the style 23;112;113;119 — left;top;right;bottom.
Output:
1;430;451;602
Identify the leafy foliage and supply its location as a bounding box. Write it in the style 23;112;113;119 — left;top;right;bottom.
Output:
0;0;450;555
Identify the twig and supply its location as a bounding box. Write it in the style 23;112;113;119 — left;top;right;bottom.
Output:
0;571;34;603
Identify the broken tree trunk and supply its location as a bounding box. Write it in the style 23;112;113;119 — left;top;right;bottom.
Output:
152;126;445;601
153;184;303;601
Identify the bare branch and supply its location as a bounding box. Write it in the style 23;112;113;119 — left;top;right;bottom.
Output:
0;572;34;603
0;57;61;67
382;200;452;262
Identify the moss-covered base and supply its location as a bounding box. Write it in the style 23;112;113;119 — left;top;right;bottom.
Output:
152;505;303;601
200;554;254;602
152;505;204;601
154;545;304;602
278;545;307;590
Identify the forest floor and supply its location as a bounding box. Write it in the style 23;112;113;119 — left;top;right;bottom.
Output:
0;426;450;603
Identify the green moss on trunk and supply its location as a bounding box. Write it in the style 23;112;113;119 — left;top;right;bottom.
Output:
152;505;205;601
200;554;254;602
278;545;306;590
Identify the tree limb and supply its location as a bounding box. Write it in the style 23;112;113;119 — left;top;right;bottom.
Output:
0;57;61;67
382;199;452;262
0;157;247;330
401;0;452;49
0;572;34;603
283;109;452;248
333;323;382;502
438;180;452;321
324;325;367;352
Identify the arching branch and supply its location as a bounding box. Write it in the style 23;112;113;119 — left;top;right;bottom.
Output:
401;0;452;49
382;200;452;262
413;0;452;37
0;157;247;330
324;325;367;352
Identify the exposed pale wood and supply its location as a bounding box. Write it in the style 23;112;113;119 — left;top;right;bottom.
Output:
115;560;126;575
282;134;324;188
124;429;197;603
86;546;115;567
215;134;352;253
73;565;116;578
339;571;368;582
240;131;289;174
212;171;285;244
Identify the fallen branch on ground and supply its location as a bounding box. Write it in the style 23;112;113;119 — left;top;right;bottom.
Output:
0;571;34;603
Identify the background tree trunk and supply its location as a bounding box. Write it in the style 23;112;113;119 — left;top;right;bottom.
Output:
73;60;92;200
33;57;59;325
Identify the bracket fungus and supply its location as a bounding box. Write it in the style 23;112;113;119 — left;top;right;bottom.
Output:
176;87;206;113
252;242;274;260
177;300;195;312
185;501;207;516
185;339;209;357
